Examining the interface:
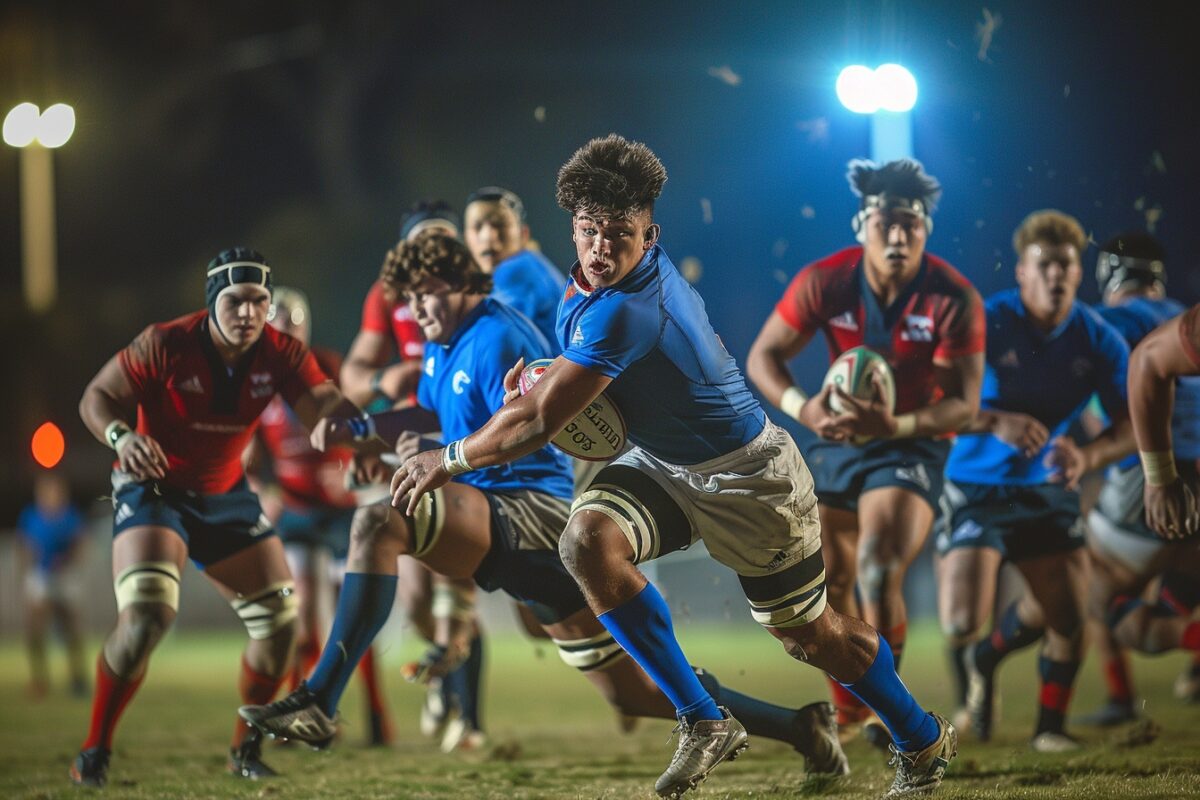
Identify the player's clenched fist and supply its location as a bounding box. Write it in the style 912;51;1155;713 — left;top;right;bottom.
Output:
117;433;168;481
990;410;1049;458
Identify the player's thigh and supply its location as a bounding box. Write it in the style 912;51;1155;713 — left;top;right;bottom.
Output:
818;502;859;563
857;485;935;566
395;555;435;611
1015;548;1089;634
417;482;494;579
936;544;1002;637
112;524;188;579
205;534;292;600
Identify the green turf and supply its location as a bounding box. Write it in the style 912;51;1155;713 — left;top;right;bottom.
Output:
2;622;1198;799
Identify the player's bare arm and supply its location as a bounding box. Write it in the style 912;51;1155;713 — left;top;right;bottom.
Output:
340;329;421;406
390;357;610;515
79;354;167;480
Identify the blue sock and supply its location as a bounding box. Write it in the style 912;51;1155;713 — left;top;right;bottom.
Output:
307;572;397;716
460;633;484;730
841;635;938;751
597;582;721;724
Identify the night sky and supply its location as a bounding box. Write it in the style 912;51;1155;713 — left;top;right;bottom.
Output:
0;0;1194;510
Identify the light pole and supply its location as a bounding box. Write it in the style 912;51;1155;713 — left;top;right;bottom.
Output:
836;64;917;162
4;102;75;314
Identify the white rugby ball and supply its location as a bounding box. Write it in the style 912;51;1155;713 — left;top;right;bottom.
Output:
823;346;896;416
519;358;627;461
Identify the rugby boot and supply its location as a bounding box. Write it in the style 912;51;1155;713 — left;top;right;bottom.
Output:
238;683;337;750
441;716;487;753
654;707;749;799
419;681;451;739
228;728;277;779
963;647;996;741
882;713;957;798
69;747;110;788
1073;700;1137;727
1030;730;1082;753
790;701;850;776
1173;666;1200;703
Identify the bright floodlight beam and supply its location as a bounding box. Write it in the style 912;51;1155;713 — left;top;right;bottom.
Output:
836;65;878;114
3;102;41;147
836;64;918;114
37;104;76;148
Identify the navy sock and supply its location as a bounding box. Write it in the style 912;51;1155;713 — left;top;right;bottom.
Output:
842;635;939;751
307;572;397;717
597;583;721;724
975;603;1043;675
460;633;484;730
948;643;969;708
694;667;796;744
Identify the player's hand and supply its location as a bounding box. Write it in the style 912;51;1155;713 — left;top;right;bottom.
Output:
991;411;1049;458
1043;435;1089;489
825;374;897;441
348;453;389;487
399;643;468;685
390;448;451;516
310;417;356;452
798;384;848;442
1144;478;1200;540
117;433;168;480
502;357;526;405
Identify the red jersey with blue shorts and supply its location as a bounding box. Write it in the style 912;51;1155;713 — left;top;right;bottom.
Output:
360;280;425;362
112;310;330;566
775;247;984;512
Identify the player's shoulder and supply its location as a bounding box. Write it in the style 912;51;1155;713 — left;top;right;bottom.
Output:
800;246;862;280
261;324;311;365
310;345;343;382
923;252;980;298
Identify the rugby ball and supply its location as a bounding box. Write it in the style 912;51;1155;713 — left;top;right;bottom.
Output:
823;346;896;416
519;358;627;461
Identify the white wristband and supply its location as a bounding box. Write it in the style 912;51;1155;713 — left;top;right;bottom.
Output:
442;439;474;476
104;420;134;452
780;386;808;421
1140;450;1179;487
891;413;917;439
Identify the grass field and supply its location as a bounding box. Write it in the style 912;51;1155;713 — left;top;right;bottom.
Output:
2;622;1199;799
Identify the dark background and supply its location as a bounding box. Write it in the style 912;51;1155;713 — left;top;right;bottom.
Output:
1;0;1194;516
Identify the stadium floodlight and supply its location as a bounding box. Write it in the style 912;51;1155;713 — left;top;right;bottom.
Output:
836;64;918;114
36;103;76;148
3;102;41;147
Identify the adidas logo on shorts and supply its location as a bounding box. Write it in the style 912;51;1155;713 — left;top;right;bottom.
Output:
115;503;134;525
894;463;931;491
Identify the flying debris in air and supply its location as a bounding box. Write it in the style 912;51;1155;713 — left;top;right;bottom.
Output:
707;65;742;86
800;205;816;219
976;8;1002;62
700;198;714;225
795;117;830;143
533;106;546;123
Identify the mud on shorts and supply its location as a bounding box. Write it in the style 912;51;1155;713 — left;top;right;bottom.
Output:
570;421;827;629
805;436;949;514
111;470;275;569
936;479;1084;562
470;489;587;625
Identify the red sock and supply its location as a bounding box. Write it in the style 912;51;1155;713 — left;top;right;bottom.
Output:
1103;652;1134;705
356;646;388;714
884;622;908;672
1182;621;1200;652
81;653;145;751
233;657;285;749
826;675;869;725
288;636;322;692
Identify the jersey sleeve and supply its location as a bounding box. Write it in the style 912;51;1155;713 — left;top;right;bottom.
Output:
1092;316;1132;419
561;298;656;378
1179;304;1200;369
359;282;392;334
117;324;167;396
933;284;986;360
278;336;333;405
774;264;825;336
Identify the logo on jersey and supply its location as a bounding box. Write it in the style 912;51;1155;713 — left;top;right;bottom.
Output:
830;311;858;331
452;370;471;395
1071;358;1093;379
393;306;415;322
571;325;585;346
424;356;436;377
250;372;273;399
177;375;204;394
900;315;934;342
999;349;1020;368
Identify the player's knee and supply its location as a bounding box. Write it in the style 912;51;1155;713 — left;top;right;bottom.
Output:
856;548;902;603
558;516;630;580
231;581;299;641
117;603;175;659
350;503;394;549
552;630;628;674
941;609;983;644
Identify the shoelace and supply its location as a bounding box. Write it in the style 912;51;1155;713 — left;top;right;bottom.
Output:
665;720;698;766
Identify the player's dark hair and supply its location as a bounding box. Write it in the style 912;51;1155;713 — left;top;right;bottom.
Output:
1099;231;1166;264
380;231;493;298
400;200;461;241
1013;210;1087;257
208;247;268;271
465;186;526;222
556;134;667;219
847;159;941;212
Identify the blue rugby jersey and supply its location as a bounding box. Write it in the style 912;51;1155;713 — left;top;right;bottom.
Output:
418;298;573;498
491;249;567;353
557;244;765;464
1099;297;1200;461
946;288;1129;485
18;503;86;572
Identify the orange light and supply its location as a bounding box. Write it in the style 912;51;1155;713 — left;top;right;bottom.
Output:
31;421;65;469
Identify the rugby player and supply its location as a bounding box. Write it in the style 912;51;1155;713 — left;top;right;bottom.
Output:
746;159;985;743
941;212;1134;750
17;471;89;698
385;137;956;799
239;232;848;777
70;248;368;786
247;286;393;744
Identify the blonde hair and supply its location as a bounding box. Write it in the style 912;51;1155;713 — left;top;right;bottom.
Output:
1012;210;1087;257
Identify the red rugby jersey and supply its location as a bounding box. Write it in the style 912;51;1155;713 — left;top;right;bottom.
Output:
118;310;330;494
776;246;985;414
257;346;357;510
360;280;424;362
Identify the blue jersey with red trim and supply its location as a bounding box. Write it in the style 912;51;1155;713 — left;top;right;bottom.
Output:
776;246;985;415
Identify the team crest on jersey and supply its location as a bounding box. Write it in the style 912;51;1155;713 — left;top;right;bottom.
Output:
452;370;471;395
571;325;585;346
564;282;578;302
425;356;436;377
999;349;1020;368
830;311;858;331
249;372;273;399
900;315;934;342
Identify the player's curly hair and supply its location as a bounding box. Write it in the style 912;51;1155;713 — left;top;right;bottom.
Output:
847;159;942;212
379;231;493;299
556;134;667;218
1012;210;1087;257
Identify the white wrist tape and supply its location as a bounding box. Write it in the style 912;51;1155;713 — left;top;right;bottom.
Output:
104;420;134;452
891;414;917;439
442;439;474;476
1140;450;1179;487
780;386;808;421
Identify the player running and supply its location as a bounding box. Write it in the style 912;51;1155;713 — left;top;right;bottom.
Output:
70;248;368;786
386;136;956;799
238;231;848;776
247;286;393;744
941;212;1134;751
746;159;985;743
